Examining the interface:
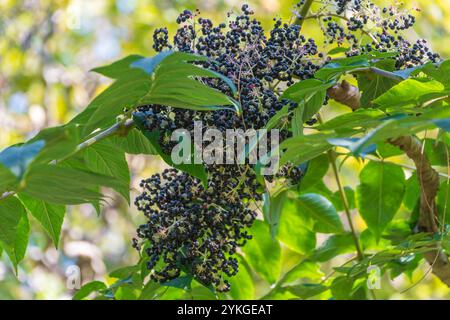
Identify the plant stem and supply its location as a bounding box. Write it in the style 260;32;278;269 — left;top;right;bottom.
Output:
0;118;135;201
317;114;363;260
294;0;315;28
349;67;403;81
327;149;364;260
55;118;135;164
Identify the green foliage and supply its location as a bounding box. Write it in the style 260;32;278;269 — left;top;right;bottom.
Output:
18;193;65;248
356;162;406;240
0;196;29;271
278;198;316;254
82;140;131;203
1;32;449;301
242;220;281;284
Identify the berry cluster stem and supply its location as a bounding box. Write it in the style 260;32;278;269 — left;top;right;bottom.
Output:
294;0;315;28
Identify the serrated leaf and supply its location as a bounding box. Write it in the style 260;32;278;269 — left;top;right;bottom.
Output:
28;125;80;164
357;60;398;107
82;140;130;203
75;51;239;135
242;220;281;284
92;54;144;79
112;128;157;155
22;164;119;205
373;79;447;109
18;193;65;248
356;162;405;240
0;196;29;271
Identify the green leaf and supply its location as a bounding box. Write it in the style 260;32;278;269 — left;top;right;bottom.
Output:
357;60;398;107
263;189;289;239
0;196;29;271
112;128;157;155
109;265;139;279
0;140;45;180
437;181;450;224
281;134;333;166
265;105;290;130
75;51;239;135
291;105;304;137
82;77;151;134
330;276;362;300
22;164;119;205
281;79;332;101
28;125;80;164
242;220;281;284
278;198;316;254
327;137;377;158
0;163;17;193
228;255;254;300
73;281;107;300
161;275;192;290
317;108;384;132
421;59;450;87
377;141;404;158
327;47;349;55
310;233;355;262
139;281;160;300
82;140;130;203
403;173;420;211
286;283;329;299
332;186;355;212
18;193;65;248
92;54;144;79
297;193;344;234
356;162;405;240
315;56;369;81
373;79;447;109
281;260;325;285
423;138;449;166
303;89;326;121
280;79;330;121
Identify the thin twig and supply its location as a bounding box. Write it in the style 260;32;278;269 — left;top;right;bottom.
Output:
0;118;135;201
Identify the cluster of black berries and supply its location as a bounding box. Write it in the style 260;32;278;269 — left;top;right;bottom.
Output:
134;167;259;291
134;1;439;291
315;0;440;67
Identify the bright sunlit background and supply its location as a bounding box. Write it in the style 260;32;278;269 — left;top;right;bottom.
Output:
0;0;449;299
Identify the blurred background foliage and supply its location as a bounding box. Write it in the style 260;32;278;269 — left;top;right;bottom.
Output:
0;0;449;299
